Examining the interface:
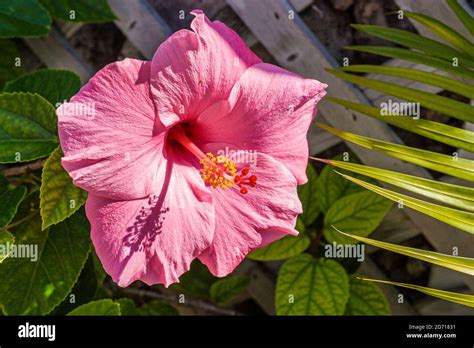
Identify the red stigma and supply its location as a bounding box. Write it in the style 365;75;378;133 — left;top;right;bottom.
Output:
234;167;257;194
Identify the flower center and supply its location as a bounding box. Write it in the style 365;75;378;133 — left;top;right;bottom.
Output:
170;126;257;194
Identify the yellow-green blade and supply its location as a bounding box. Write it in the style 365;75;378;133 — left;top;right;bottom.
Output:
327;69;474;123
447;0;474;36
345;46;474;80
338;65;474;99
351;24;474;69
334;172;474;234
326;97;474;152
332;226;474;275
313;157;474;212
316;122;474;182
358;277;474;308
402;11;474;56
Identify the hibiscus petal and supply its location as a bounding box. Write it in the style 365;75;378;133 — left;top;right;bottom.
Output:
58;59;167;200
149;9;261;128
258;227;299;248
198;152;301;277
86;161;215;287
193;63;327;185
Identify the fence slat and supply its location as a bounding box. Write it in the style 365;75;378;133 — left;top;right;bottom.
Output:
109;0;172;59
23;28;93;82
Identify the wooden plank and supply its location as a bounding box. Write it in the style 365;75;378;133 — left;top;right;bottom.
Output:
23;28;93;82
227;0;474;294
308;123;341;155
57;22;84;39
289;0;313;12
109;0;172;59
428;266;466;291
366;207;420;254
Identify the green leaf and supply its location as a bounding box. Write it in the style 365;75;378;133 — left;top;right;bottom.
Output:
0;0;51;38
327;69;474;123
67;299;120;316
402;12;474;57
344;276;390;315
115;298;138;315
338;65;474;99
351;24;474;68
326;97;474;152
0;185;27;227
297;164;320;226
0;92;58;163
210;275;250;305
316;122;474;182
359;277;474;308
39;0;116;23
0;231;14;263
335;173;474;234
334;228;474;276
0;40;24;89
4;69;81;106
137;301;178;316
247;223;310;261
52;254;102;315
275;254;349;315
345;46;474;80
316;158;474;212
169;260;217;298
40;146;87;230
316;153;365;214
323;191;392;244
447;0;474;36
0;209;91;315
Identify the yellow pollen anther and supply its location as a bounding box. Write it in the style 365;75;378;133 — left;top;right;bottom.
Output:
199;152;236;189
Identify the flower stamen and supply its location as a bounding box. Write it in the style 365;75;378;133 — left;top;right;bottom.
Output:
170;126;257;194
200;152;236;189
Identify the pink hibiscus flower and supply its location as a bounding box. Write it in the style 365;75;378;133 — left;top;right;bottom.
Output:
58;10;327;287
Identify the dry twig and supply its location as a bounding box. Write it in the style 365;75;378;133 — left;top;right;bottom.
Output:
2;159;47;177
